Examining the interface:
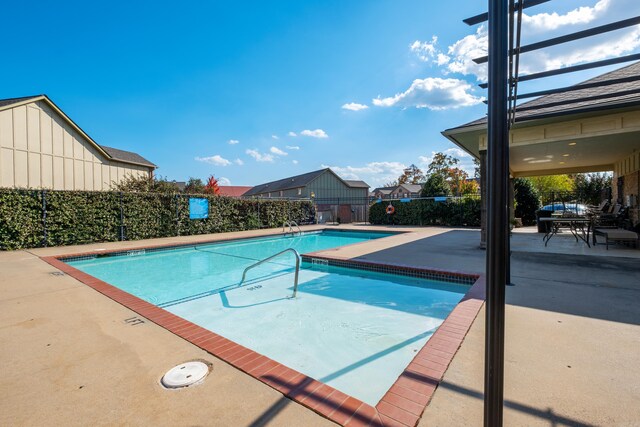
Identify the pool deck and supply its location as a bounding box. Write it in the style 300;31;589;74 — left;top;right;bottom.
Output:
1;225;639;426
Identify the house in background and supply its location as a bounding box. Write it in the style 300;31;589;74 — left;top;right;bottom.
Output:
390;183;423;199
0;95;156;191
372;183;423;199
370;186;394;199
243;168;369;223
218;186;253;197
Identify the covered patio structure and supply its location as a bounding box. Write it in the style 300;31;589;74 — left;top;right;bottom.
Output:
443;61;640;247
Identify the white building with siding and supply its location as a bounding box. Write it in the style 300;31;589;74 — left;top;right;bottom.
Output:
0;95;156;191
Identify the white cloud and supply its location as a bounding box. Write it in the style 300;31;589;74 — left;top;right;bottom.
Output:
300;129;329;138
288;131;297;137
234;158;244;165
322;161;407;187
271;135;279;140
246;149;274;163
270;146;288;156
373;77;484;110
292;160;299;165
194;155;231;166
218;177;231;185
286;145;300;150
342;102;369;111
228;139;240;145
410;36;439;62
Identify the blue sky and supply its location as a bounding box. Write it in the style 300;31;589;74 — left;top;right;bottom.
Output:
3;0;639;187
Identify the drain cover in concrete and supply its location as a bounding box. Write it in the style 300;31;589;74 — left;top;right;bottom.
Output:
161;361;209;388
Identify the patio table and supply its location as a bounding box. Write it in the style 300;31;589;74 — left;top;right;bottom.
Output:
539;217;591;247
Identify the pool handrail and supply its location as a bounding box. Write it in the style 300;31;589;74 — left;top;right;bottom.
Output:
282;221;301;236
239;248;301;298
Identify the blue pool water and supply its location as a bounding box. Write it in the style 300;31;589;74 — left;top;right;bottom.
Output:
69;230;394;306
66;229;468;405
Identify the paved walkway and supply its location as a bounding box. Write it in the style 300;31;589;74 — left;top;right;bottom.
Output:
1;225;638;426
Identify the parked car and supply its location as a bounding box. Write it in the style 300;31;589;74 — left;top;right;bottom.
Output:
540;202;587;215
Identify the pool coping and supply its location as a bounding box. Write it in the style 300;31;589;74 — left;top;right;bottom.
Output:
40;238;485;427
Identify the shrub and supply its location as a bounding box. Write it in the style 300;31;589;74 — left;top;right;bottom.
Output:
369;197;480;226
513;178;540;226
0;189;314;250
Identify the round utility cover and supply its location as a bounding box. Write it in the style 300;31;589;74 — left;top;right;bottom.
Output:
161;361;209;389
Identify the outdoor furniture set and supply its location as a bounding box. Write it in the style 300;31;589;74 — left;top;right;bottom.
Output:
539;202;639;249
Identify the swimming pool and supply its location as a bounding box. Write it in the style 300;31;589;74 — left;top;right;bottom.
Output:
63;229;474;409
68;230;395;306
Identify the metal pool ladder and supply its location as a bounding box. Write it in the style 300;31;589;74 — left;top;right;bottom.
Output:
239;248;301;298
282;221;301;236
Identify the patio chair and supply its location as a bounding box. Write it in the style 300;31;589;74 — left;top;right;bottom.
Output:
587;200;609;215
593;227;639;250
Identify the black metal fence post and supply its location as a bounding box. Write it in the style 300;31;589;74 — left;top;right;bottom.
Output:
41;189;47;247
175;194;180;236
119;191;125;241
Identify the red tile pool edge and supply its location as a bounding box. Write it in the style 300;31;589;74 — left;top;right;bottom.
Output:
41;253;485;427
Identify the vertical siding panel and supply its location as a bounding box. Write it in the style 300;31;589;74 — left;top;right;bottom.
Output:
84;161;94;190
102;164;111;189
1;148;14;187
73;159;84;190
52;115;64;156
64;158;74;190
53;156;64;189
28;152;41;188
13;106;28;150
40;105;53;154
0;109;13;148
73;134;84;161
94;162;102;190
42;154;53;188
27;106;40;152
63;126;73;157
14;150;28;187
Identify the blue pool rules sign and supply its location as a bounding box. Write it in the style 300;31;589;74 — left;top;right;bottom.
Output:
189;198;209;219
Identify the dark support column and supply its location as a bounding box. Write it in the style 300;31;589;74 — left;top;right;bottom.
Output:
485;0;509;425
480;150;488;249
507;178;514;285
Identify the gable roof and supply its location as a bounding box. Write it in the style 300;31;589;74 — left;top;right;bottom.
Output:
446;61;640;132
0;94;156;169
395;183;423;193
344;180;369;188
244;169;327;196
218;186;253;197
101;145;156;168
244;168;369;196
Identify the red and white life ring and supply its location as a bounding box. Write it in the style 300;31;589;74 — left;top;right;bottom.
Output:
386;204;395;215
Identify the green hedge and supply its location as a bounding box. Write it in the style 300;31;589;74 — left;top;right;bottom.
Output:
369;197;481;226
0;189;315;250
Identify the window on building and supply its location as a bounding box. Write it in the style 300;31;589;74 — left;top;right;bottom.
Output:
298;188;302;196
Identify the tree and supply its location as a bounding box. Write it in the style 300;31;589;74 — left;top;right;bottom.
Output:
573;172;612;205
398;164;425;185
528;174;574;197
421;174;451;197
383;179;398;187
473;157;481;179
111;174;180;194
427;152;459;177
513;178;540;225
205;175;221;195
184;177;205;194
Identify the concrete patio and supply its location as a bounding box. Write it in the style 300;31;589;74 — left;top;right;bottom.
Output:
1;225;638;426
